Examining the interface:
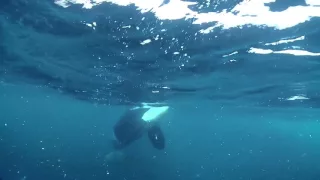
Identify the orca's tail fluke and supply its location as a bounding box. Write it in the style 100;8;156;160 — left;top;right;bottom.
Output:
147;125;165;150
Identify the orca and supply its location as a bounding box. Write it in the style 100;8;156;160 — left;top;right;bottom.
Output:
112;105;169;150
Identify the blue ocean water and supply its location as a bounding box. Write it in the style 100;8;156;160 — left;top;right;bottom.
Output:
1;0;320;180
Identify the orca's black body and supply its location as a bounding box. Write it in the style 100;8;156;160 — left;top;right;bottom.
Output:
113;107;165;150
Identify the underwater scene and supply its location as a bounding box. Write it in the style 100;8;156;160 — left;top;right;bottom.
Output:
1;0;320;180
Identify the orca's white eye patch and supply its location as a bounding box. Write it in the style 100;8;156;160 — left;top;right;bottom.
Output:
142;106;169;122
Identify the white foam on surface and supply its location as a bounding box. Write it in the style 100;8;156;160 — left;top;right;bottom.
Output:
54;0;320;31
248;48;320;56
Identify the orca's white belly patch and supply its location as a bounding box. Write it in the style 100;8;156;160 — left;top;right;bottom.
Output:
142;106;169;122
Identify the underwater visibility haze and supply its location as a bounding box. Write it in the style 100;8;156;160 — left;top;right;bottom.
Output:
1;0;320;179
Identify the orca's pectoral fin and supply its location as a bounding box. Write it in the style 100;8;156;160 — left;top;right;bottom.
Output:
112;139;125;150
147;125;165;150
